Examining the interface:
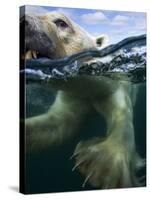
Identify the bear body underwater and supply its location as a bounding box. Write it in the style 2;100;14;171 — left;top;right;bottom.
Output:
24;11;144;189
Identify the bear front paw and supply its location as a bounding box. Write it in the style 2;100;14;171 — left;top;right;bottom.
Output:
71;137;145;189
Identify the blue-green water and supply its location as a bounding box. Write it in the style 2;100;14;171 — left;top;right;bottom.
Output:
25;83;146;194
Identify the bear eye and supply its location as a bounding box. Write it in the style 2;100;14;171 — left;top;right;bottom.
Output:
54;19;68;28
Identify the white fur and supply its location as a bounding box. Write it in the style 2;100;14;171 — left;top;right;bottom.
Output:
25;11;144;188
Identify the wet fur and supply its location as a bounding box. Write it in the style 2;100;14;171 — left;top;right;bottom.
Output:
25;11;145;189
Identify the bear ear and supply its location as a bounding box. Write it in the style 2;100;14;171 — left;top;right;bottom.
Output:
96;34;109;48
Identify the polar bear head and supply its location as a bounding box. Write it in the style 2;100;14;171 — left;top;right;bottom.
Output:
21;11;108;60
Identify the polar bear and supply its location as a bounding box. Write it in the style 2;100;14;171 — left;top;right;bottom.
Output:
23;11;144;189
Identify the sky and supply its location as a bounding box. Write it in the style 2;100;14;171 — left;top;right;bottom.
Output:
24;5;146;43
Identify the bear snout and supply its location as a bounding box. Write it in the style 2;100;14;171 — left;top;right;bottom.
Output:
20;14;56;60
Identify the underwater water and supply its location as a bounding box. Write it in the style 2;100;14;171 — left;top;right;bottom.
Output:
25;82;146;194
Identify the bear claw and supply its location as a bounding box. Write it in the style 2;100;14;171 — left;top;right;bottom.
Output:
72;137;145;189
